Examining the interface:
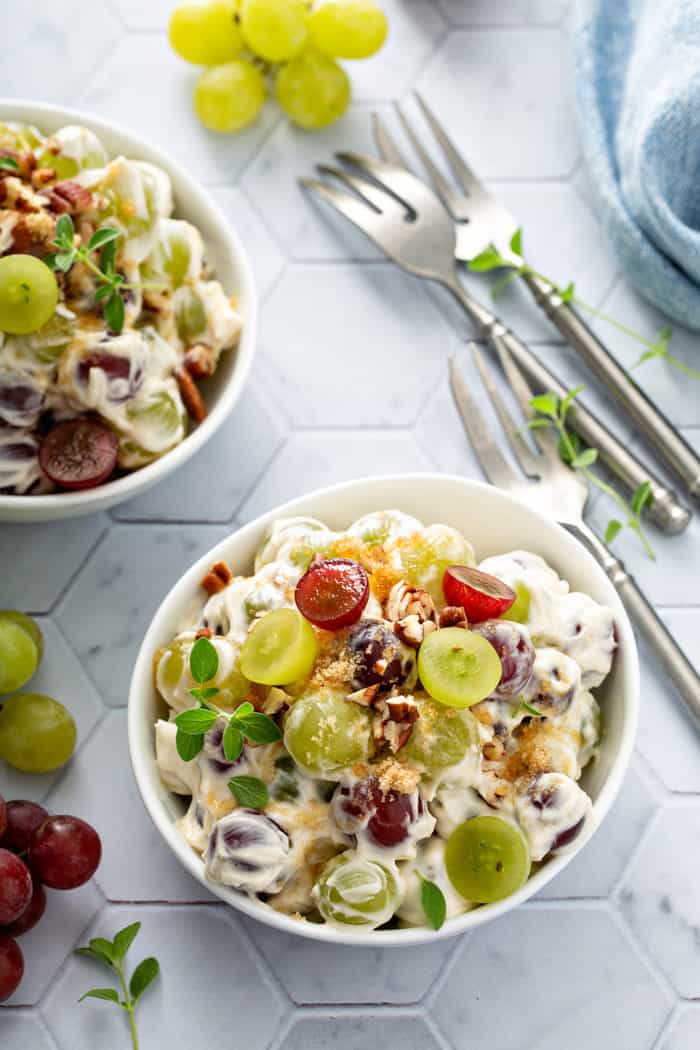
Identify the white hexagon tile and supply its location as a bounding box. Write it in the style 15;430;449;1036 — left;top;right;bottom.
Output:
2;2;700;1049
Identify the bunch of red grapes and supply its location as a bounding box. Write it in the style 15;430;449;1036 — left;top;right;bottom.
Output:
0;792;101;1002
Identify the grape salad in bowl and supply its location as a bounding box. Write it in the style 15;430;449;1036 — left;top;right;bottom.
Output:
129;476;638;944
0;101;256;522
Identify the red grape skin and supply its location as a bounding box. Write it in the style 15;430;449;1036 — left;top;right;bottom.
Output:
0;936;24;1003
28;815;101;890
0;848;32;924
0;800;49;854
0;794;6;839
3;878;46;937
473;620;535;698
295;558;369;630
39;417;119;491
333;778;424;848
443;565;515;622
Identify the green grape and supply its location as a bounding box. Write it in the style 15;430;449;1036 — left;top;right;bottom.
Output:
400;697;477;775
309;0;388;59
397;525;475;606
0;613;41;695
216;665;251;710
255;516;328;571
0;693;77;773
445;816;530;904
240;0;309;62
275;52;351;130
169;1;244;65
194;60;267;133
418;628;502;708
127;392;186;448
11;312;75;366
155;640;186;700
36;125;108;181
0;122;42;152
240;608;318;685
284;693;372;776
175;287;208;343
0;255;58;336
503;582;531;624
314;851;402;928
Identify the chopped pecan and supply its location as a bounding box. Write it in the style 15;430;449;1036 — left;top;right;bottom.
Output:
195;626;213;640
393;615;436;649
371;694;419;754
385;580;437;624
175;366;207;424
184;343;216;381
201;560;233;595
346;684;381;708
9;211;56;256
439;605;469;629
31;167;57;189
47;180;93;215
482;737;505;762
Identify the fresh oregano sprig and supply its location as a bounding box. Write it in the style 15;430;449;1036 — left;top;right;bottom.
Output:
469;229;700;382
525;386;655;559
76;922;159;1050
419;875;446;931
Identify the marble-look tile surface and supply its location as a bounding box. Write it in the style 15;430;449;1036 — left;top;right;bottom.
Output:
660;1008;700;1050
437;0;572;25
282;1013;442;1050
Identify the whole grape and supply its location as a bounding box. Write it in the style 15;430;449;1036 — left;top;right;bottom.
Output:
333;777;428;849
205;810;290;893
169;1;243;66
0;612;42;695
473;620;535;698
275;52;351;130
314;851;402;928
284;694;372;777
3;878;45;937
0;693;76;773
0;800;48;854
240;0;309;62
400;698;478;775
309;0;388;59
0;793;6;839
0;849;32;925
28;815;101;889
0;936;24;1003
194;60;267;133
347;619;415;691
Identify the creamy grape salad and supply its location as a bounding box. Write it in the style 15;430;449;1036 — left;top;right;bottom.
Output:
0;120;242;493
153;511;615;932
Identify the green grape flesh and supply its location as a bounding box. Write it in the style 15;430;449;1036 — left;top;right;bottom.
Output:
240;608;317;685
0;692;77;773
445;816;530;904
275;52;351;130
504;582;531;624
418;627;502;708
194;60;267;133
0;255;58;336
284;694;372;777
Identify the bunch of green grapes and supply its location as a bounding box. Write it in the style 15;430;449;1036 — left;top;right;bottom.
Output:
168;0;388;133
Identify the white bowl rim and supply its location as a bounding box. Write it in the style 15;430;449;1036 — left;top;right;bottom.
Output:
128;473;640;946
0;98;257;519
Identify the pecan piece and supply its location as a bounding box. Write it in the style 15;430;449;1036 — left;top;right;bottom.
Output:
346;684;381;708
9;211;56;256
439;605;469;629
195;626;213;640
31;167;57;189
47;180;93;215
386;581;438;648
175;366;207;424
371;694;419;754
184;343;216;381
393;615;436;649
201;560;233;596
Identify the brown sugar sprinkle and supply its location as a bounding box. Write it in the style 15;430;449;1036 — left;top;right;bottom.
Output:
503;722;556;781
309;628;357;690
375;757;421;795
175;366;207;423
201;560;233;595
195;627;213;640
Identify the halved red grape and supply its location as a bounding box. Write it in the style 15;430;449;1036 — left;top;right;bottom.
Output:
0;936;23;1003
295;557;369;630
473;620;535;698
28;815;101;889
0;800;48;854
76;350;143;402
3;878;46;937
333;777;425;848
0;848;32;924
443;565;516;622
39;417;118;491
0;793;6;840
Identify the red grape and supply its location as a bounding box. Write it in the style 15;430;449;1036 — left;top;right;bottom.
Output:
28;815;101;890
39;417;119;490
76;350;143;402
443;565;515;622
295;557;369;630
0;372;43;429
347;619;415;690
0;849;32;924
0;793;6;839
3;878;46;937
473;620;535;698
333;778;425;848
0;800;48;854
0;936;24;1003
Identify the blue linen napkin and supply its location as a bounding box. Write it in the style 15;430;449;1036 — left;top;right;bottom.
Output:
573;0;700;330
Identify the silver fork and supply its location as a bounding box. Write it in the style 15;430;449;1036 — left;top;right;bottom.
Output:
450;344;700;726
379;94;700;506
300;152;689;535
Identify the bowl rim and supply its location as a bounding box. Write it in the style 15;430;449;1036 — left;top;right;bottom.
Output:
0;98;257;518
128;473;640;946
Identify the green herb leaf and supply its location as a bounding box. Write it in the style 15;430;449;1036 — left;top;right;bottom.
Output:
175;708;218;735
55;213;75;246
468;244;506;272
129;957;160;1003
559;280;575;303
517;698;544;718
559;385;584;420
101;237;118;275
604;519;623;544
509;227;523;258
112;922;141;963
176;729;204;762
190;636;219;684
238;712;282;745
420;877;446;931
571;448;598;469
88;227;120;252
529;392;559;419
523;417;553;430
104;290;125;334
0;156;19;171
89;937;116;965
78;988;121;1005
75;946;113;967
49;250;77;273
632;480;653;516
94;282;114;302
228;775;269;809
231;700;254;720
222;721;243;762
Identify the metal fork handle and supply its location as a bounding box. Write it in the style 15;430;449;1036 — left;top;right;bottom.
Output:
522;273;700;502
568;522;700;728
441;278;691;535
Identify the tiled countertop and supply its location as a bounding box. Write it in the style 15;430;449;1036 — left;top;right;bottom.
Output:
2;2;699;1048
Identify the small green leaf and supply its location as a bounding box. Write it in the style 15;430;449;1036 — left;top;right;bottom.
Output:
198;686;220;701
0;156;19;171
176;729;204;762
571;447;598;469
190;636;219;684
94;282;114;302
88;227;120;252
420;877;446;931
523;417;553;430
559;280;575;303
228;775;269;809
129;957;160;1003
89;937;116;965
78;988;120;1005
509;227;523;258
222;721;243;762
513;697;544;718
48;250;76;273
632;480;653;516
104;290;125;334
231;700;254;720
75;946;113;967
529;392;559;418
604;519;623;544
112;922;141;963
174;708;218;735
55;212;75;245
560;384;584;420
101;237;118;275
468;244;506;272
238;712;282;745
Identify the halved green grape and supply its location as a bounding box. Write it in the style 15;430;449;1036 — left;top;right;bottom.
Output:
418;628;502;708
169;1;243;65
400;697;478;775
194;60;267;133
0;256;58;336
0;121;43;153
309;0;388;59
445;816;530;904
36;125;108;181
240;0;309;62
126;391;186;453
216;664;251;710
314;851;402;928
0;693;77;773
0;613;42;695
275;52;351;130
142;220;203;289
284;694;372;776
395;524;475;606
155;639;186;700
503;582;531;624
240;608;317;686
175;287;208;343
8;312;75;367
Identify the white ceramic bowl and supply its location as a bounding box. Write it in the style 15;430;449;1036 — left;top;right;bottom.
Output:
128;474;639;945
0;100;256;522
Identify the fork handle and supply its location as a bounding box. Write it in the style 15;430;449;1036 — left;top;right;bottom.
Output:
568;522;700;728
522;273;700;502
